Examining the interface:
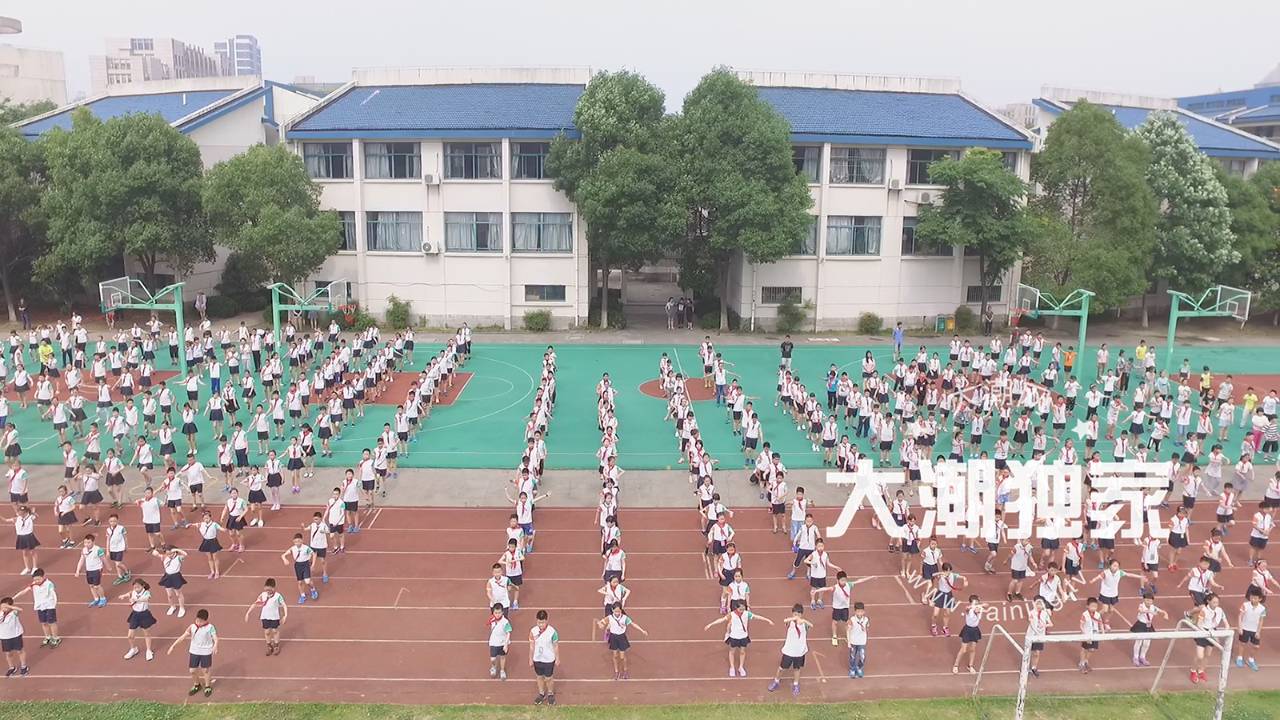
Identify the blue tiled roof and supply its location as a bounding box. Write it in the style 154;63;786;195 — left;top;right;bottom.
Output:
1103;105;1279;159
1178;86;1280;120
756;86;1031;149
18;90;239;138
288;84;583;139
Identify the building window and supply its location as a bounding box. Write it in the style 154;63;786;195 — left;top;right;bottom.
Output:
761;286;802;305
130;38;154;52
364;142;421;179
900;217;951;256
830;147;886;184
365;211;422;252
1217;157;1249;177
792;217;818;255
826;216;882;256
445;212;503;252
966;285;1003;303
792;145;821;183
445;142;501;180
512;142;551;180
1001;152;1018;174
303;142;353;180
512;213;572;252
907;149;960;185
525;284;567;302
337;211;356;251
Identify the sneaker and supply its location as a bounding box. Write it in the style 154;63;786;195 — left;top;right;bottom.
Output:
146;650;155;661
1235;657;1245;668
792;683;800;696
1029;667;1039;678
4;668;14;678
167;606;176;616
322;575;329;584
178;608;186;618
1139;658;1150;666
1247;659;1259;672
1190;670;1199;683
489;666;497;678
499;671;507;680
124;648;139;660
786;571;796;580
942;627;952;637
546;694;556;706
738;667;747;677
831;637;839;646
849;670;857;679
309;589;319;600
815;600;824;609
19;568;30;576
1198;671;1207;682
728;667;737;677
767;680;780;692
40;638;51;647
204;686;212;697
298;595;307;605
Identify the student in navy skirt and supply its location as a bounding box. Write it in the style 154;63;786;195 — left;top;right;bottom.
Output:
6;505;40;576
119;579;157;661
153;545;189;617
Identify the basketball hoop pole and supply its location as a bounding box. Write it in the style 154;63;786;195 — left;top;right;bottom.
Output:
1018;285;1094;355
1163;286;1250;372
270;282;341;378
102;281;186;371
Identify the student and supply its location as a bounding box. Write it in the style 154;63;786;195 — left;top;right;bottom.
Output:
324;486;348;555
4;505;39;575
596;602;650;680
1166;505;1190;570
153;545;188;617
486;563;512;616
952;595;987;674
72;532;109;607
1235;590;1267;672
304;512;331;583
167;608;218;697
245;578;288;656
1248;503;1274;567
930;563;966;636
221;488;249;553
137;487;165;552
804;538;842;610
0;597;28;676
1089;559;1137;622
1130;594;1168;667
767;604;814;696
488;603;513;680
529;610;559;705
282;534;319;605
1026;596;1052;678
789;513;819;581
500;539;525;611
1190;593;1227;684
1078;597;1105;673
120;578;157;661
12;569;60;648
104;513;131;586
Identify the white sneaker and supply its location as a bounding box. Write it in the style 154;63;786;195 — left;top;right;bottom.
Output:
166;606;177;616
124;648;139;660
177;608;187;618
19;568;31;576
146;650;155;661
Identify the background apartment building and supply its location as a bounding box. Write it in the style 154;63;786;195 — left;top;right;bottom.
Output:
215;35;262;77
89;35;260;93
0;16;67;104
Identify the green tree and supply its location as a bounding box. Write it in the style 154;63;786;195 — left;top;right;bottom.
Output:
36;109;212;290
671;68;813;330
0;128;46;322
1134;111;1237;324
1233;163;1280;321
0;98;56;125
547;71;678;328
1025;101;1158;314
916;148;1032;321
203;144;341;287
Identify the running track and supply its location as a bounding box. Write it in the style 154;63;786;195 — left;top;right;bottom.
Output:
1;505;1276;705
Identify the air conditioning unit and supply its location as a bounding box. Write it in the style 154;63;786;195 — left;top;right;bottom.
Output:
423;173;439;186
918;191;932;204
888;178;902;190
420;239;439;255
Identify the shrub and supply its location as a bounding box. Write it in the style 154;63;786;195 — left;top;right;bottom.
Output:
856;312;883;335
587;288;626;329
776;298;808;333
329;302;377;331
204;295;239;319
384;294;413;330
523;309;552;332
215;251;269;312
954;304;978;333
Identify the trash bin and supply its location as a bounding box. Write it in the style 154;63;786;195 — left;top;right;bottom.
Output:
946;316;955;331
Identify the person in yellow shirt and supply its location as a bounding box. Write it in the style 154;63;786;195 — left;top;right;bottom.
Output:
1240;387;1259;428
1199;367;1214;401
37;340;54;369
1064;346;1077;375
1135;340;1147;364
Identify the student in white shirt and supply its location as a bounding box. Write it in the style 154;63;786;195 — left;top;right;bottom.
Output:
529;610;560;705
1235;591;1267;672
11;569;59;648
243;578;288;656
166;608;218;697
487;603;514;680
1190;594;1228;684
768;604;815;696
594;602;650;680
0;596;28;676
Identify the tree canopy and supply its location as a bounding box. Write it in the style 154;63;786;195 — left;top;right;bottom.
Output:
916;148;1032;320
0;127;46;321
203;143;341;288
0;98;56;126
36;109;212;291
1135;111;1237;293
547;70;679;327
1024;100;1158;312
671;68;813;329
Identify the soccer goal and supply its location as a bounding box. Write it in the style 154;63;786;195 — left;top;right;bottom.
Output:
972;620;1234;720
1015;283;1095;355
1164;285;1252;371
98;276;187;366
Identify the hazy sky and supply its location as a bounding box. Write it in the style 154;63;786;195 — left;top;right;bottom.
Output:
9;0;1280;107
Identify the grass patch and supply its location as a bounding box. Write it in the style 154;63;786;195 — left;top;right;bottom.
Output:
0;693;1275;720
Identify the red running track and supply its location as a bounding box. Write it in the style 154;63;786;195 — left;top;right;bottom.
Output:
0;503;1276;705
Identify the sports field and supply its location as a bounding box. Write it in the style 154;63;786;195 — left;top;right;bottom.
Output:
5;340;1279;471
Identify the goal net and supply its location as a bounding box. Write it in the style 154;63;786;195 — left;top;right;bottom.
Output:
98;275;152;312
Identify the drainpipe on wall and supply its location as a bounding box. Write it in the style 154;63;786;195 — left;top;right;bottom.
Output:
750;263;757;332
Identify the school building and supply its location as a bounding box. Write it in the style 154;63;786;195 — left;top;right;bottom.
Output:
1178;63;1280;145
281;67;1034;330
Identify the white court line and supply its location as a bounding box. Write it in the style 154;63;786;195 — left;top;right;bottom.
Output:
16;662;1270;684
366;507;383;529
424;356;536;432
894;575;920;604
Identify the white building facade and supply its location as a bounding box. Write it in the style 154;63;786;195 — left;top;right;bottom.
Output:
215;35;262;78
727;72;1035;330
283;67;592;330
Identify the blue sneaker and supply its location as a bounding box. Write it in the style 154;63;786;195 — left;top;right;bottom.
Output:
849;670;857;678
767;680;780;692
97;598;108;608
88;599;100;608
787;571;796;580
1247;659;1259;672
309;589;319;600
298;595;307;605
857;669;865;678
322;574;329;584
1235;657;1245;668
